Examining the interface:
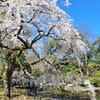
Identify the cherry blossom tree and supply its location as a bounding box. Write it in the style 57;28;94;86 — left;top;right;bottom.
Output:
0;0;85;97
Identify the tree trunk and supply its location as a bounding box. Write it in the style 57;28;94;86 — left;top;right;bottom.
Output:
5;52;17;98
6;69;12;98
5;60;14;98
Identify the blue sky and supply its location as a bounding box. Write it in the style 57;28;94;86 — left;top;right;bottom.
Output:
57;0;100;37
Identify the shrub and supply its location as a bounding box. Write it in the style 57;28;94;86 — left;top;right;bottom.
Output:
90;70;100;86
61;64;77;74
32;69;42;77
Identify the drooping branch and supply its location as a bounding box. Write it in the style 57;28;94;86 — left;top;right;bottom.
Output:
31;58;44;65
30;57;60;75
43;58;54;67
30;58;53;67
31;45;59;73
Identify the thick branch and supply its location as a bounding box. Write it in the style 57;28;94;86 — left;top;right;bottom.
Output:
31;34;40;47
0;24;55;54
17;36;30;48
31;25;55;47
16;25;23;35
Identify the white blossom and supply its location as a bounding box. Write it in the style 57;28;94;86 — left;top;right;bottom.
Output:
0;0;85;57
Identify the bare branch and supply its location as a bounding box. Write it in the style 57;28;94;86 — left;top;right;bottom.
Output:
0;33;8;42
31;34;40;47
31;58;44;65
17;36;30;48
43;58;54;67
27;13;36;23
17;50;23;57
16;25;23;35
31;47;40;58
31;25;55;47
32;23;44;35
30;23;45;47
9;28;17;33
27;9;45;23
46;25;55;36
33;35;42;42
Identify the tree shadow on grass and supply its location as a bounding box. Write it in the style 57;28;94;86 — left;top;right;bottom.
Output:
26;90;90;100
